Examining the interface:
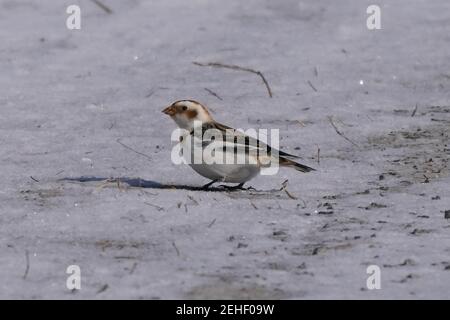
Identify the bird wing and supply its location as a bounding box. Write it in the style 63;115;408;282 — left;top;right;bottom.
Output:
206;121;302;159
187;121;315;171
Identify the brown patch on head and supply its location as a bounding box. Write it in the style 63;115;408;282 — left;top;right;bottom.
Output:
186;109;198;119
188;100;212;118
177;100;210;114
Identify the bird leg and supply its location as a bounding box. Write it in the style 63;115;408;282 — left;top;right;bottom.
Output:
201;179;219;190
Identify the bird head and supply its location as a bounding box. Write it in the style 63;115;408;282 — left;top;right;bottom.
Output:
162;100;213;130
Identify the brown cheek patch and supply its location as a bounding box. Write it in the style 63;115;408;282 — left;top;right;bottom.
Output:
186;110;198;119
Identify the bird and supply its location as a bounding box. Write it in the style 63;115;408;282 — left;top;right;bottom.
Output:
162;100;315;189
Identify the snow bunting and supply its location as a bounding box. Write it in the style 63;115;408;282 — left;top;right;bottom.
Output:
162;100;315;189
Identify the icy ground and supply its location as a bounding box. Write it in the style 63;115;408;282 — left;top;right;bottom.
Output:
0;0;449;299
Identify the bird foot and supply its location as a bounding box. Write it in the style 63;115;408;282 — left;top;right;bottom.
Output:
201;179;219;190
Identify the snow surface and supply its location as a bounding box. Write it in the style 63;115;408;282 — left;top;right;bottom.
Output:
0;0;449;299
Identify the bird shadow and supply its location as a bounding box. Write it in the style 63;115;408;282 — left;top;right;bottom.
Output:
60;176;257;192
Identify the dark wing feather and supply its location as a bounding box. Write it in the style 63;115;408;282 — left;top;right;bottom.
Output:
210;122;301;159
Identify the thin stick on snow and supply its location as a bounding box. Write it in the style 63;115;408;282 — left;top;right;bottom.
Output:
307;80;318;92
116;139;152;161
144;202;164;211
207;218;217;228
317;145;321;164
23;250;30;280
327;116;359;148
91;0;113;14
411;104;418;117
279;179;298;200
204;88;223;100
172;241;180;256
193;62;273;98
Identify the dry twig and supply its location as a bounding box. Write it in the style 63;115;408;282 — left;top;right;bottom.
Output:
96;284;109;294
317;145;321;164
307;80;318;92
327;116;359;148
91;0;113;14
204;88;223;100
23;250;30;279
193;61;273;98
411;104;418;117
172;241;180;256
279;179;298;199
187;195;199;205
144;202;164;211
208;218;217;228
129;262;138;275
116;139;152;161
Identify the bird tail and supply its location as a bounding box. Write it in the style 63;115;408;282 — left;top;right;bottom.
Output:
279;157;316;173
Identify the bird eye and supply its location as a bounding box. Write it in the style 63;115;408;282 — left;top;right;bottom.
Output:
182;106;187;111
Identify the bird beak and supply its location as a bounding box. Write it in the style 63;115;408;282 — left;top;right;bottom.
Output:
162;105;176;116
